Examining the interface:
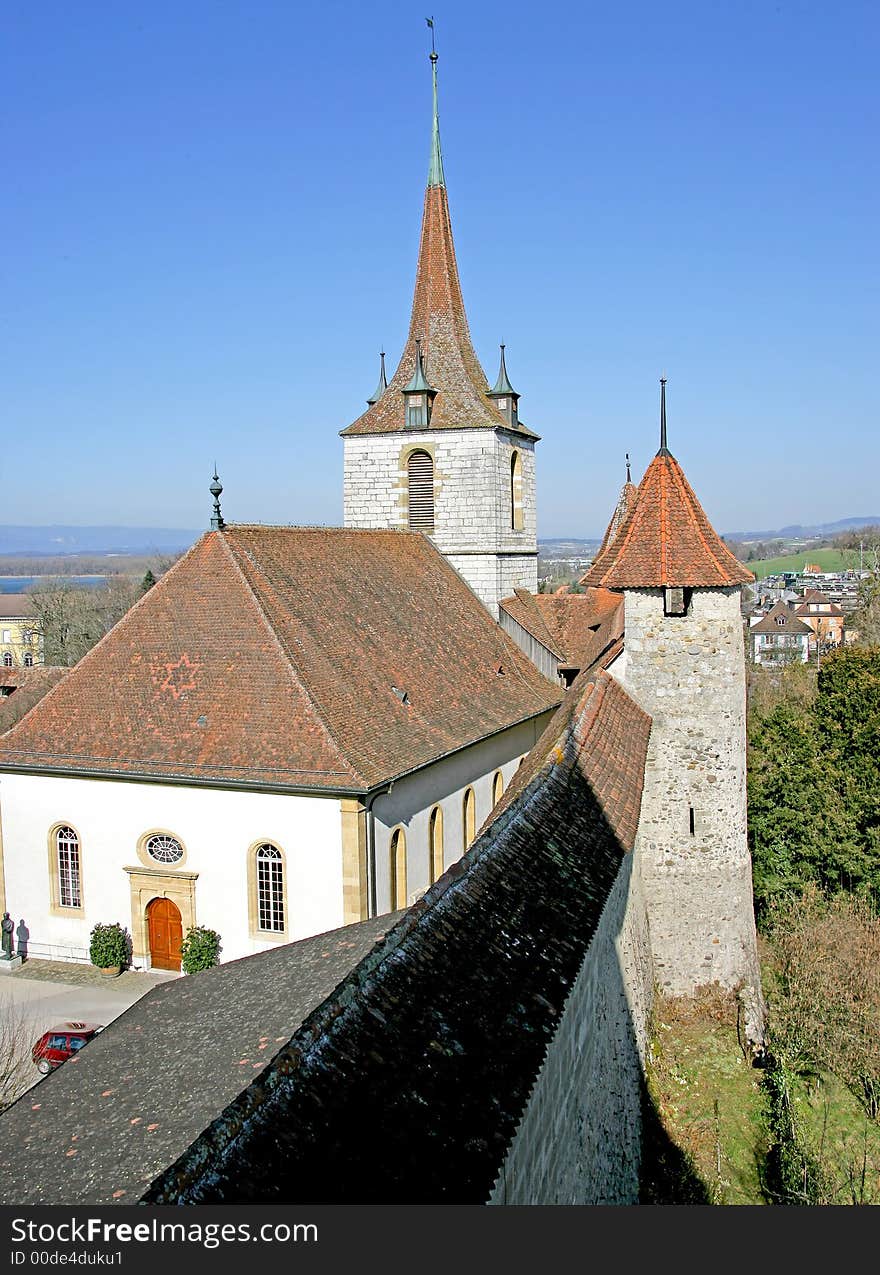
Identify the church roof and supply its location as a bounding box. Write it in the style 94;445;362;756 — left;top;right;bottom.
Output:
0;527;561;792
582;451;754;590
0;666;68;735
342;56;537;442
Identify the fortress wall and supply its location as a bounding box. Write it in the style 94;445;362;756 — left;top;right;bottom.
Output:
489;848;653;1204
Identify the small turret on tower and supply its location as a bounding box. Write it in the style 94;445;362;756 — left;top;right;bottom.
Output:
487;343;520;428
402;337;437;427
366;351;388;406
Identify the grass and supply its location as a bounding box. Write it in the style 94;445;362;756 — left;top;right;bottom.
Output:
745;547;856;579
642;986;766;1204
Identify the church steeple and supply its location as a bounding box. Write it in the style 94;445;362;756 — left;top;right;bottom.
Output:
341;41;537;441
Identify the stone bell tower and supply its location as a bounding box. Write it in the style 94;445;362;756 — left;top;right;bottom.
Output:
341;46;539;617
584;381;763;1031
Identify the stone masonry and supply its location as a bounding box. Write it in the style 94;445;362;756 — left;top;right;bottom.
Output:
343;427;538;614
614;586;763;1017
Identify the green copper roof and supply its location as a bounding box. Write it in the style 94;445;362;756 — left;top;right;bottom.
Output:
403;338;435;394
427;52;445;189
366;351;388;405
489;343;518;398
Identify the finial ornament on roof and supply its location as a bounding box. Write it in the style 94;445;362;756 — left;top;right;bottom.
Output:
626;452;632;483
426;18;445;188
658;377;671;456
209;466;225;531
403;337;435;394
367;350;388;405
490;342;518;399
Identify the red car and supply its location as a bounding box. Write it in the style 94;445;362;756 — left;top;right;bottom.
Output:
32;1022;104;1075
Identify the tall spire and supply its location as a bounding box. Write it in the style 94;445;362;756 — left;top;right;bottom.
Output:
658;377;670;456
341;32;538;441
209;467;225;531
427;20;445;188
366;351;388;405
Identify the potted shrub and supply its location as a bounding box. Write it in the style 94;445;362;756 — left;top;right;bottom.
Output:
89;922;129;976
180;925;221;974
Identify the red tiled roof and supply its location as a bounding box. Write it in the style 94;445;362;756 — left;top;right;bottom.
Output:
341;185;537;440
535;589;624;673
499;588;563;656
588;480;639;570
0;528;561;791
582;452;754;589
499;587;624;677
0;667;68;735
750;602;812;636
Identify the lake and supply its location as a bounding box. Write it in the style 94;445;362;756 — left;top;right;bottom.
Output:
0;577;109;593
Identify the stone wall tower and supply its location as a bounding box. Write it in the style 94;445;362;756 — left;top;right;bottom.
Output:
341;49;539;617
584;382;763;1024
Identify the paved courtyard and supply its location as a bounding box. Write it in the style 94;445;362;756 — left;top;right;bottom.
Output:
0;959;176;1104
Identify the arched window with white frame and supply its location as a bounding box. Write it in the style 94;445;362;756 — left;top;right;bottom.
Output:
256;844;285;933
55;826;81;909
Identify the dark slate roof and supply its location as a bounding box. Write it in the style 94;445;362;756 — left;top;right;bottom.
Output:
0;527;561;791
123;669;650;1206
0;913;401;1206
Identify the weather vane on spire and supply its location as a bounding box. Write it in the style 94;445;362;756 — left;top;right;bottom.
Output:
426;16;436;57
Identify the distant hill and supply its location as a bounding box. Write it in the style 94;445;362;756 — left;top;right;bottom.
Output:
0;526;200;556
723;517;880;541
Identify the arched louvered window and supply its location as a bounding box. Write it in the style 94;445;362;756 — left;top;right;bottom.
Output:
390;828;407;909
256;844;285;932
463;787;476;852
511;450;524;531
55;826;81;909
407;450;435;532
429;805;444;884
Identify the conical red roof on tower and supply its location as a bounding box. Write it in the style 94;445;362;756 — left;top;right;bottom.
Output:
341;52;537;440
583;382;754;590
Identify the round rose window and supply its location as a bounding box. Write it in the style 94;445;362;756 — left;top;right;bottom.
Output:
145;835;184;865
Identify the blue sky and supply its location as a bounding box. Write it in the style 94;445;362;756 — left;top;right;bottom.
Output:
3;1;877;538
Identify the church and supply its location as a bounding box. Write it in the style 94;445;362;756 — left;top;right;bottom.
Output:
0;44;759;1019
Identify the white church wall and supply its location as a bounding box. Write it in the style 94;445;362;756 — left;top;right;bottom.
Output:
0;773;344;967
370;714;552;913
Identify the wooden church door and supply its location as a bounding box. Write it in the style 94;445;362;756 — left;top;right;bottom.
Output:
147;897;183;971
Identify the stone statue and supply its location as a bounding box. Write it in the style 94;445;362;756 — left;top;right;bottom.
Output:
1;913;13;960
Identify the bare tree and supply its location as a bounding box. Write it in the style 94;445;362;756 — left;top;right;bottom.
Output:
26;575;142;667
